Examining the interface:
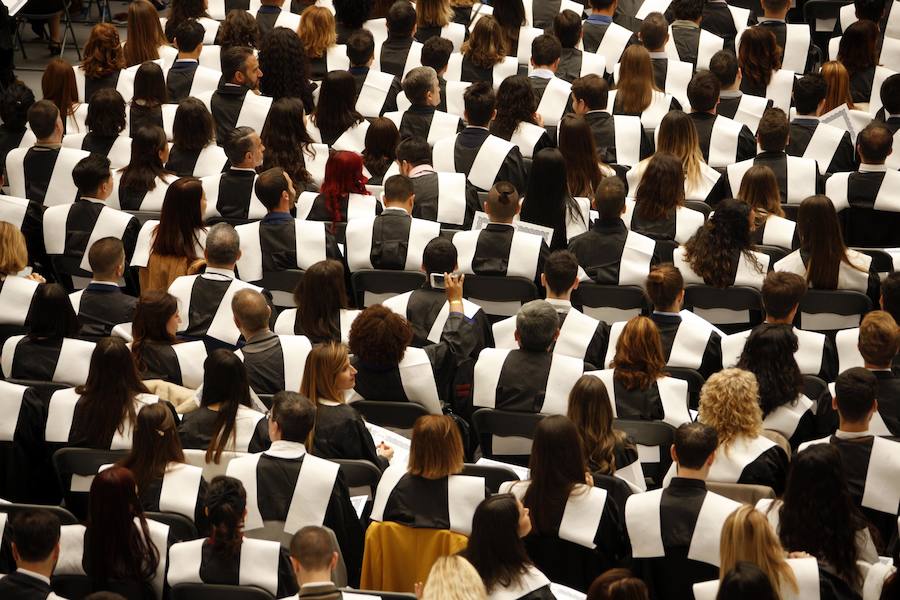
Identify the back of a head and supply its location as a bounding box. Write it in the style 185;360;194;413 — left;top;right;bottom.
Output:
347;304;412;366
882;272;900;323
205;222;241;266
0;221;28;276
673;421;718;469
857;122;893;163
72;154;112;198
793;74;827;115
88;236;125;277
855;0;887;20
0;81;36;130
173;97;215;150
858;310;900;367
231;288;270;333
589;0;616;10
708;49;739;88
289;525;335;572
531;34;562;67
403;66;439;106
757;107;789;152
221;45;252;82
639;13;668;51
485;181;520;221
553;9;582;48
85;88;127;137
174;18;204;52
645;263;684;310
271;391;316;443
834;367;877;422
422;236;458;275
10;509;61;563
587;568;650;600
422;36;453;71
255;167;290;211
543;251;579;296
761;271;806;319
463;81;496;127
346;28;375;65
571;73;609;110
396;138;432;167
594;176;626;221
881;73;900;115
422;556;487;600
515;300;560;351
30;283;79;339
386;0;416;37
672;0;704;19
409;414;464;479
224;125;257;165
717;562;779;600
205;475;247;554
687;70;721;112
28;99;59;139
761;0;790;13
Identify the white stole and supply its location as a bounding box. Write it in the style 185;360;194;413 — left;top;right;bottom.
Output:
761;215;796;249
765;69;796;113
861;436;900;514
612;115;642;167
159;462;204;520
595;22;633;70
0;380;28;441
779;24;812;74
6;147;90;206
357;70;396;118
0;276;39;326
535;77;572;127
734;93;770;133
0;193;28;228
397;346;443;415
803;121;845;175
510;121;548;159
708;115;744;168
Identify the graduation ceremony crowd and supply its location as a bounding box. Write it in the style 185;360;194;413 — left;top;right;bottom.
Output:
5;0;900;597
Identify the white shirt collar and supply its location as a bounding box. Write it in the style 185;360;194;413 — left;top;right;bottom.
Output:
264;439;307;459
80;196;106;205
545;297;572;311
585;109;611;115
648;51;668;59
230;166;257;173
204;267;236;278
835;429;873;439
409;164;435;178
318;399;341;406
89;280;119;287
860;163;888;173
531;68;555;79
17;568;51;585
382;206;410;215
794;114;819;121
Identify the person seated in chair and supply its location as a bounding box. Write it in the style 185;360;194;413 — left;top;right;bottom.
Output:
857;311;900;436
283;526;342;600
202;126;265;221
0;509;61;600
70;237;137;341
385;66;462;144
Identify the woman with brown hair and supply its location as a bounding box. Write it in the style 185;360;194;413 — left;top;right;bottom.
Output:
78;23;125;102
130;291;208;388
627;110;724;205
611;45;679;131
62;88;131;168
567;375;644;491
118;403;208;526
501;415;626;591
123;0;173;67
300;342;392;469
215;9;260;52
41;58;82;133
308;71;367;147
492;0;527;58
591;316;692;426
128;61;168;136
738;27;794;110
115;125;173;212
737;165;797;250
165;97;229;177
260;97;320;191
837;20;879;104
558;114;616;201
821;60;856;112
131;176;207;292
299;5;344;80
370;414;487;535
491;75;554;160
362;117;399;186
415;0;466;49
460;15;518;85
774;194;879;302
273;259;359;343
630;152;705;244
164;0;213;43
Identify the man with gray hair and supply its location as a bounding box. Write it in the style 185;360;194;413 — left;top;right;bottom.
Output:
201;126;266;221
168;222;273;350
470;299;595;415
384;66;463;145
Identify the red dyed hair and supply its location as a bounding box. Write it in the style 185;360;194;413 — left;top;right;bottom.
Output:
319;151;368;223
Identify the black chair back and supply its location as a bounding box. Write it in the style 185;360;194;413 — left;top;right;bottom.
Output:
472;408;545;467
665;367;705;410
572;283;650;323
853;248;894;273
652;239;679;264
461;462;520;493
803;374;837;435
462;275;538;322
796;289;872;334
0;502;78;524
613;419;676;488
755;244;788;265
145;511;199;542
683;285;764;334
52;574;153;600
170;583;274;600
52;447;128;520
256;269;304;308
50;255;92;292
350;270;425;307
351;400;431;434
333;458;383;498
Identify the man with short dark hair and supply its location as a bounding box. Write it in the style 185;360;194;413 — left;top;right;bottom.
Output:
202;126;266;221
570;74;653;166
638;13;686;95
41;154;139;285
726;107;823;204
395;138;480;228
492;250;610;367
0;509;62;599
699;0;751;49
626;421;741;600
167;19;221;103
528;34;572;127
225;391;365;583
254;0;301;38
233;288;312;395
346;28;401;118
5;100;90;207
800;367;900;548
707;49;771;131
877;73;900;169
669;0;725;69
432;82;527;193
754;0;816;73
420;36;454;113
837;272;900;374
826;122;900;247
555;9;607;83
857;311;900;436
786;74;856;174
568;176;656;285
235;167;341;284
687;70;757;167
582;0;635;64
385;66;463;144
70;237;137;340
379;0;420;78
287;526;341;600
201;46;271;146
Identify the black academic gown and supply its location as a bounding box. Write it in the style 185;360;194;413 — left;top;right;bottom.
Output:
465;223;550;283
348;66;401;116
83;71;121;103
391;104;463;143
787;118;857;174
0;570;56;600
557;47;586;83
378;472;489;531
689;112;757;165
728;151;825;204
180;539;298;598
20;146;72;206
128;104;164;138
488;350;594;413
450;128;528;193
568;219;656;284
239;331;309;396
409;170;481;229
253;215;342;273
849;66;876;104
209;83;252;146
3;336;91;384
138;472;209;530
177;406;271;453
312;403;388;470
166;59;201;102
165;145;223;177
135;341;200;386
74;283;137;341
701;0;742;48
379;36;415;78
838;169;900;247
78;132;120;158
0;385;48;503
873;370;900;436
49;198;140;263
671;23;701;67
392;287;493;359
650;313;722;379
583;110;654;165
755;20;816;74
302;193;383;223
211;168;258;220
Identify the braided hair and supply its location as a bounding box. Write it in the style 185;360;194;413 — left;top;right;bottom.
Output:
205;476;247;556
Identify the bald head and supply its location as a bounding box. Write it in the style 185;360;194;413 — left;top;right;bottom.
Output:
232;288;271;336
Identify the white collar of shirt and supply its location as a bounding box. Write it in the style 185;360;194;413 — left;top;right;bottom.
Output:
230;166;257;173
545;297;572;311
265;439;307;459
302;582;336;588
889;113;900;119
719;90;742;99
17;568;51;585
80;196;106;205
860;163;888;173
585;109;611;115
531;68;555;79
466;125;491;131
758;16;786;22
318;399;341;406
175;57;199;63
835;429;873;439
409;164;435;178
487;221;516;228
382;206;410;215
204;267;236;279
648;51;668;59
795;114;819;121
653;310;681;317
672;19;700;28
89;280;119;287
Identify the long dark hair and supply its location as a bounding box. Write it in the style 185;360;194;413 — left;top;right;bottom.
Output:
132;61;168;106
490;75;538;140
205;476;246;556
362;117;399;180
118;403;185;491
85;88;127;136
164;0;209;41
520;148;581;250
27;283;81;340
312;70;364;144
87;466;160;586
258;27;316;112
151;177;205;259
492;0;526;52
464;494;532;593
119;125;171;194
683;198;761;288
634;152;685;221
75;337;151;448
131;293;178;377
797;194;864;289
261;97;314;186
775;444;868;588
568;375;629;474
559;114;606;200
521;415;589;534
171;97;216;151
837;20;878;75
201;350;254;463
738;27;779;91
736;324;802;417
295;259;350;341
